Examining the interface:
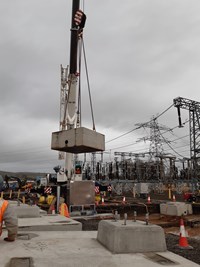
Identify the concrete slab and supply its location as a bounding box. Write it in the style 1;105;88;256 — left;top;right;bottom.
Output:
9;201;47;217
0;230;198;267
160;202;192;216
97;220;166;253
17;214;82;231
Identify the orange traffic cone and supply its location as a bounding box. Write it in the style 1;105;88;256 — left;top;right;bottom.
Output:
173;195;176;202
147;196;151;204
178;218;193;249
122;196;126;204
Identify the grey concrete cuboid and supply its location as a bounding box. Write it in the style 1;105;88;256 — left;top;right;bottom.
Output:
97;220;167;253
160;201;192;216
8;201;82;231
51;127;105;153
11;203;41;218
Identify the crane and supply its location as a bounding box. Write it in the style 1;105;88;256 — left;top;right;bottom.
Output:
51;1;105;182
50;1;105;213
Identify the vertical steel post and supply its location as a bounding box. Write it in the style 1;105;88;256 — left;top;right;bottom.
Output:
177;106;182;128
57;185;61;213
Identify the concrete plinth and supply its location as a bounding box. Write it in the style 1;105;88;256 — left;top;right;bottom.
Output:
97;220;167;253
160;202;193;216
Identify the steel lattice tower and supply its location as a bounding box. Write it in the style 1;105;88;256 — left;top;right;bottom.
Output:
149;117;165;158
136;117;171;159
174;97;200;177
136;117;172;180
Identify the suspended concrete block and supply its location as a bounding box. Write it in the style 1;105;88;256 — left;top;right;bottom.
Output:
51;127;105;154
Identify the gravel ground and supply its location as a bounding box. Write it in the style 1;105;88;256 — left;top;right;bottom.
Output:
76;218;200;265
166;233;200;265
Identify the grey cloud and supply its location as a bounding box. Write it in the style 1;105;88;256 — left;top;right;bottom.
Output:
0;0;200;171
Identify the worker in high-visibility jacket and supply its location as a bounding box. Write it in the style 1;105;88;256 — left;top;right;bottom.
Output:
0;199;18;242
59;202;70;218
59;197;70;218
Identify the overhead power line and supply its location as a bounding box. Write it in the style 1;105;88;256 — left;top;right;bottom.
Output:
106;103;174;144
158;128;186;158
106;125;142;144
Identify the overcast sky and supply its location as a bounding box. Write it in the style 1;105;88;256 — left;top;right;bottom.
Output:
0;0;200;173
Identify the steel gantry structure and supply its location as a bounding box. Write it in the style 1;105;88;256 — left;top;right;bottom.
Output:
174;96;200;177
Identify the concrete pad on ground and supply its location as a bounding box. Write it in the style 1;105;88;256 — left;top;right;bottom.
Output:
13;204;41;218
0;231;198;267
97;219;166;253
9;201;47;217
17;214;82;231
160;202;192;216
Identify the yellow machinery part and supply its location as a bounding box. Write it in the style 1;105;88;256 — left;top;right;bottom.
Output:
95;195;101;202
46;195;55;205
38;196;46;204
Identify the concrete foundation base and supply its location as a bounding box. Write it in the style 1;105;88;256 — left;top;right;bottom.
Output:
18;214;82;231
0;231;198;267
7;201;82;231
12;204;41;218
97;220;167;253
160;202;193;216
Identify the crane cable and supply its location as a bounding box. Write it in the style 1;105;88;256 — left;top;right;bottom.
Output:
65;2;96;131
77;34;82;127
82;38;96;131
76;37;96;131
76;3;96;131
76;0;85;128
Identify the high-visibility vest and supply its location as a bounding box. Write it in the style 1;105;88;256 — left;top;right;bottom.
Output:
59;203;70;218
0;199;9;236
